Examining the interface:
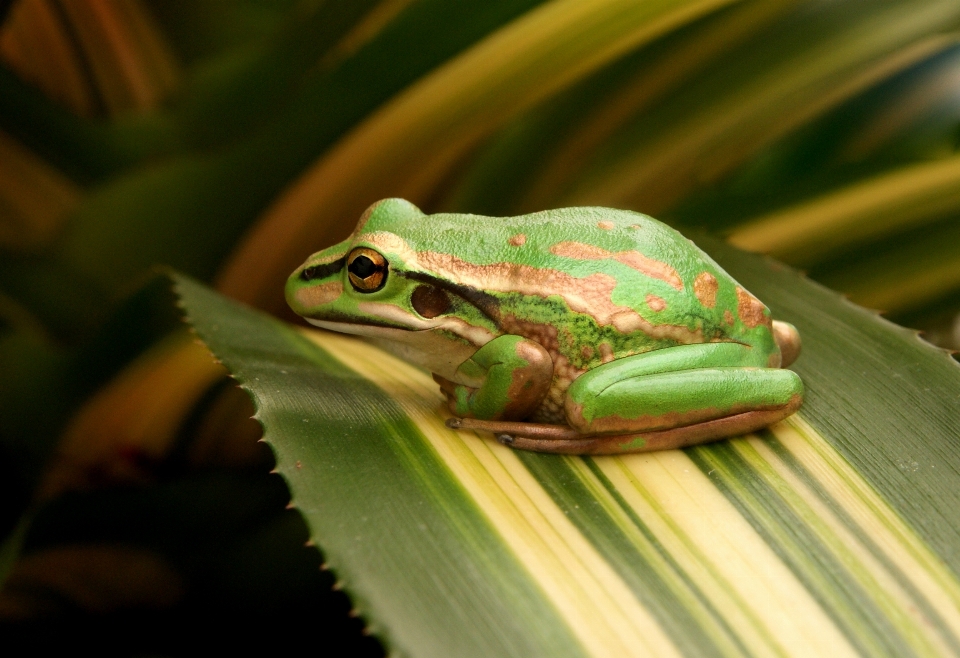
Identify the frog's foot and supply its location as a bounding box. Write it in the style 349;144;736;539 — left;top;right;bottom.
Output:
445;417;580;440
446;396;800;455
500;399;801;454
433;335;553;421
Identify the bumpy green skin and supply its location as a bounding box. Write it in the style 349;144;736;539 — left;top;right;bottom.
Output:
286;199;802;445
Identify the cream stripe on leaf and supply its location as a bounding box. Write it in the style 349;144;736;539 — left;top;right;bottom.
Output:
688;438;941;658
781;417;960;627
175;276;588;658
522;453;743;657
768;419;960;653
322;330;682;658
594;451;859;657
700;234;960;583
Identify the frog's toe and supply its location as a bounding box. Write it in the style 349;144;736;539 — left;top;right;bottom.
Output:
773;320;801;367
432;373;458;396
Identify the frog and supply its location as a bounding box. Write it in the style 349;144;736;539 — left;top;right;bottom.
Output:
285;198;803;455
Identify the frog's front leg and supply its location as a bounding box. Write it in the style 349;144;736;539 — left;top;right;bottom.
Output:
434;334;553;421
559;342;802;451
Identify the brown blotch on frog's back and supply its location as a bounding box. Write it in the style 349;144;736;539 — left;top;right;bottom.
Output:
415;252;704;343
646;294;667;312
598;342;615;363
549;241;683;291
694;272;718;308
724;309;735;326
597;221;615;230
736;287;770;328
508;233;526;246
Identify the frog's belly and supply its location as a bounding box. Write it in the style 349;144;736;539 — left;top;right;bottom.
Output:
530;394;568;424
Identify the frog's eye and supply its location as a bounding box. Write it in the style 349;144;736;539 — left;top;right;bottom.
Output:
347;247;388;293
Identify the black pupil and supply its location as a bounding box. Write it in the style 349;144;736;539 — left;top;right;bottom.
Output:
349;255;377;279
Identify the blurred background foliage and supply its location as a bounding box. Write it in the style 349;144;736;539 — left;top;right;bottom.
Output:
1;0;959;651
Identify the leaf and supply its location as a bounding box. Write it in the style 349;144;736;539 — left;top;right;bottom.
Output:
0;469;367;644
0;273;182;490
217;0;741;313
0;0;180;116
556;0;960;213
0;544;185;617
175;228;960;656
36;0;550;296
727;154;960;267
37;329;226;500
0;130;81;250
440;0;799;216
811;216;960;316
169;0;384;149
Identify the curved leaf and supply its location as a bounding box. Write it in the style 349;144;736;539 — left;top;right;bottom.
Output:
217;0;740;313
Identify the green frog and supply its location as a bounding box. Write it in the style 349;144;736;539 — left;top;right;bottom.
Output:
286;199;802;454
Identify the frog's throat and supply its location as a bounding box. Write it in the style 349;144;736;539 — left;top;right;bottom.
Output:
305;317;485;381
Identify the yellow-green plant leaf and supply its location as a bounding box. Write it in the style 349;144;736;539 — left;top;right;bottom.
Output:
217;0;739;313
0;130;80;250
440;0;800;216
811;217;960;316
557;0;960;213
728;154;960;267
175;233;960;657
0;0;180;116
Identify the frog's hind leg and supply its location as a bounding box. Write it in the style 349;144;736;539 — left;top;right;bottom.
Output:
562;342;803;450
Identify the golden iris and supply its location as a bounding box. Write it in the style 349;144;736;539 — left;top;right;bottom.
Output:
347;247;387;293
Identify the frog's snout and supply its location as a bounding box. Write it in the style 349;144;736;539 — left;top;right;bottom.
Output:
772;321;801;368
284;267;306;315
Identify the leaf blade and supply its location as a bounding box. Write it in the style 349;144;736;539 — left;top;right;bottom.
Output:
175;227;960;655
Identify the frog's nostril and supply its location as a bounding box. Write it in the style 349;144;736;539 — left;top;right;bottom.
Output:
301;266;319;281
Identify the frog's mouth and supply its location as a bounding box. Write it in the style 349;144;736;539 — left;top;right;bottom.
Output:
305;304;494;351
304;316;433;337
303;301;438;335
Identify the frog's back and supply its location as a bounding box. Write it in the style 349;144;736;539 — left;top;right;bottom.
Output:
363;204;777;362
414;207;763;328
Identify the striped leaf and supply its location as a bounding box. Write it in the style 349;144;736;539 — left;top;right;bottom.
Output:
217;0;741;312
175;233;960;657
